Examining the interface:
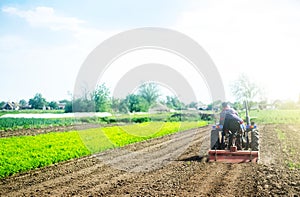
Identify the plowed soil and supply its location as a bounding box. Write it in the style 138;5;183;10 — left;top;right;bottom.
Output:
1;124;299;196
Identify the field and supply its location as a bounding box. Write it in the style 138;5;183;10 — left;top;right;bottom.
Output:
0;121;206;178
0;110;299;196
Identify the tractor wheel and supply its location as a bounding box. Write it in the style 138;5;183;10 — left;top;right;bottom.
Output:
251;129;259;151
210;129;219;149
236;133;243;150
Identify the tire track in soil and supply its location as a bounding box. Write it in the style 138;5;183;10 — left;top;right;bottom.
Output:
75;127;209;196
95;127;209;172
78;127;211;196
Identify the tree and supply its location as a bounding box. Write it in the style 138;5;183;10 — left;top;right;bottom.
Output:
166;96;185;110
188;101;198;109
232;101;243;111
64;101;73;113
72;98;95;112
29;93;47;109
207;100;222;111
19;99;27;108
59;99;70;104
111;98;120;113
0;101;5;108
49;101;58;110
231;74;261;109
125;94;149;113
92;84;111;112
258;100;268;110
138;82;160;107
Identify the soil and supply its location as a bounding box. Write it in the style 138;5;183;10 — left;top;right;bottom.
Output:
1;124;299;196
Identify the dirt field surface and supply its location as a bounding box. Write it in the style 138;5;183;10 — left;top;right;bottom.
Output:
1;124;300;196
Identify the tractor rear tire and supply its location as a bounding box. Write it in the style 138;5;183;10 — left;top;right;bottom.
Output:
210;129;219;149
251;129;259;151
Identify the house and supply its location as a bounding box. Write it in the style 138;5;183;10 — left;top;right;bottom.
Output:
149;103;171;113
58;103;66;110
2;102;19;110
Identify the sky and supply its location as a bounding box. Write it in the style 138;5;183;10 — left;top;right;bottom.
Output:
1;0;300;104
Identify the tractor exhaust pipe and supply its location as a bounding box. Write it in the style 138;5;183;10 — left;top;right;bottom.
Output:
245;100;250;125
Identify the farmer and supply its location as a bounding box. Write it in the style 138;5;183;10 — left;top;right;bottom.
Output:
219;102;244;149
220;102;243;127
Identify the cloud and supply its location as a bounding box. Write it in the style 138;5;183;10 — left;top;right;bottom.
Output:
1;6;117;47
2;6;85;32
0;6;119;101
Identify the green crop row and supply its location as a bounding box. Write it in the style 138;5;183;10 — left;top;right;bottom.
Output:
0;121;207;178
0;132;89;178
248;110;300;124
0;118;79;131
0;110;64;117
0;112;205;131
102;121;207;147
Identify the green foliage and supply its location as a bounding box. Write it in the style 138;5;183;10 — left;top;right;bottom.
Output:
78;128;114;153
132;116;150;123
0;101;5;108
0;118;78;130
287;161;300;170
232;101;243;111
19;99;27;108
188;101;198;109
66;84;111;112
48;101;59;110
72;98;95;112
125;94;149;112
103;121;207;146
206;100;222;111
249;110;300;124
138;82;160;107
29;93;47;109
64;101;73;113
168;113;201;122
92;84;111;112
111;98;121;113
0;132;90;178
0;109;64;117
166;96;186;110
278;101;298;110
0;121;207;178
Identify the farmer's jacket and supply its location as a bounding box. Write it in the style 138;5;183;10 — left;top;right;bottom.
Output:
220;108;243;125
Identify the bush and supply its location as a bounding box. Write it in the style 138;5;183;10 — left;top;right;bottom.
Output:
132;117;150;123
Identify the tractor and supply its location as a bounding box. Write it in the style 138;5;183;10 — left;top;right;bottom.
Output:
208;101;259;163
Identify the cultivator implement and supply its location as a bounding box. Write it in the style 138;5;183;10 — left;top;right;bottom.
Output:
208;149;259;163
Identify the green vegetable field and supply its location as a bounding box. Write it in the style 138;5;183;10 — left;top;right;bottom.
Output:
247;110;300;124
0;118;78;130
0;121;207;178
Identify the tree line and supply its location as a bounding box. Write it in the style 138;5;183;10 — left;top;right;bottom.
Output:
1;75;300;112
0;83;198;113
66;83;198;113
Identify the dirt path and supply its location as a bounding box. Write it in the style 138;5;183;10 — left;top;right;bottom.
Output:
1;124;299;196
